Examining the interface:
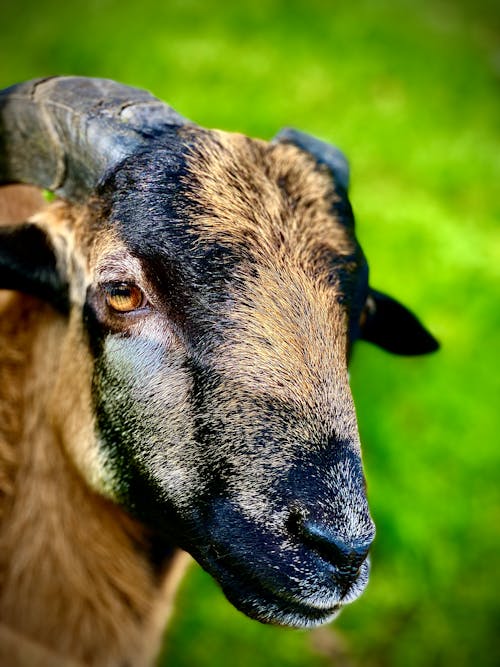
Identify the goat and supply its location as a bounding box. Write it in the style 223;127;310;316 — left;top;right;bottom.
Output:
0;77;438;667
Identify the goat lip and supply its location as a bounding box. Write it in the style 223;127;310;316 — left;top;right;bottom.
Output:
196;552;354;628
217;569;343;628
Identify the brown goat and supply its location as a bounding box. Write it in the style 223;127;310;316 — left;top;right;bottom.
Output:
0;78;438;666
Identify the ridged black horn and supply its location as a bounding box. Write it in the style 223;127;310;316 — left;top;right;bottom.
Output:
0;76;191;202
274;128;350;191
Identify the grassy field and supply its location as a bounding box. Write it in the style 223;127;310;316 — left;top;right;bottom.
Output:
1;1;499;665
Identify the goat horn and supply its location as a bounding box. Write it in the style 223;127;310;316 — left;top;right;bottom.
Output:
274;128;350;191
0;76;190;201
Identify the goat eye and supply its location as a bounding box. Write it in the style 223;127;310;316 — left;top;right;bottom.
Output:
104;283;145;313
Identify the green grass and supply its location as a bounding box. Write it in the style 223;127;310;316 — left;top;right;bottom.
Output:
2;1;499;665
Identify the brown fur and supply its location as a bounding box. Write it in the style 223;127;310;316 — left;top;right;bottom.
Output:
184;131;354;260
0;186;189;667
0;185;46;226
185;132;355;412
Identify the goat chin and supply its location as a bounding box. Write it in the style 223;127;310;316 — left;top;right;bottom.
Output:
192;538;371;629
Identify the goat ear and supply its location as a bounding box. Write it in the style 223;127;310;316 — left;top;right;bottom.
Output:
0;223;68;312
361;288;439;355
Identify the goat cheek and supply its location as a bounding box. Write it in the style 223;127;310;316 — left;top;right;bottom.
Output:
91;335;202;513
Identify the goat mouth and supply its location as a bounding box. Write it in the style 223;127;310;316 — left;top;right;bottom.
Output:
219;573;343;628
197;550;369;628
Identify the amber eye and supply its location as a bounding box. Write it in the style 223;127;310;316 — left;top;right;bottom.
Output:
104;283;145;313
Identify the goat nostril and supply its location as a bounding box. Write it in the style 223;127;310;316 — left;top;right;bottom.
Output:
292;517;373;573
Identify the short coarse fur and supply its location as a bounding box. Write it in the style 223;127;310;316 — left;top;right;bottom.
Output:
0;114;438;666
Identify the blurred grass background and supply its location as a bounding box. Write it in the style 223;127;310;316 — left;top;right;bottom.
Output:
1;0;499;665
